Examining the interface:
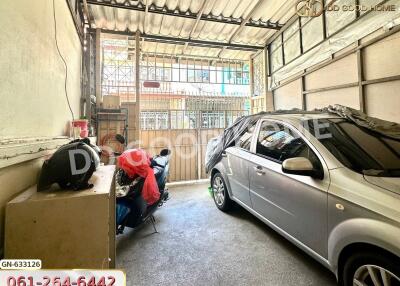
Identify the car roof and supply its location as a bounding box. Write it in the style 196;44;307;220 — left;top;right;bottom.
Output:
261;112;341;122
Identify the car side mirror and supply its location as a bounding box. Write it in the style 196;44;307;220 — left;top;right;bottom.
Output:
282;157;322;179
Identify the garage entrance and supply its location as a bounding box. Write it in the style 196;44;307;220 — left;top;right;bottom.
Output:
96;33;251;181
1;0;400;285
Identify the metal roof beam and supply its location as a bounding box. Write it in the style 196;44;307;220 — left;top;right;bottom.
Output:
92;28;263;51
82;0;92;28
218;0;266;58
229;0;267;43
143;34;263;51
182;0;209;54
85;0;282;30
143;0;149;34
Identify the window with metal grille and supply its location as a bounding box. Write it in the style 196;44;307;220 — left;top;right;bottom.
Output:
101;38;137;102
140;111;169;130
201;112;226;129
140;54;250;86
252;52;265;96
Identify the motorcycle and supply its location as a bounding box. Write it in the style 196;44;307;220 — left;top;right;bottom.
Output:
115;149;171;235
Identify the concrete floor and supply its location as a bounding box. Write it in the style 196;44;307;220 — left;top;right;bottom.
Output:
116;183;337;286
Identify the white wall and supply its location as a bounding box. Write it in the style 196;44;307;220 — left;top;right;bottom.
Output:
363;31;400;122
0;0;82;139
0;0;82;253
274;79;302;110
273;29;400;123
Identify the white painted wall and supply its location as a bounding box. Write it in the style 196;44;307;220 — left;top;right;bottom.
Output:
306;87;360;111
0;0;82;253
274;79;302;110
0;0;82;139
273;29;400;123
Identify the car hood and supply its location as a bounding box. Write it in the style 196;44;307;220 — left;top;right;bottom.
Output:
363;175;400;195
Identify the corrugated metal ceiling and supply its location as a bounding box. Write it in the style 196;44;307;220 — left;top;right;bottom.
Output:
88;0;297;59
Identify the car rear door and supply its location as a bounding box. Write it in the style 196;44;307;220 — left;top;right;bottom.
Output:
221;122;257;207
248;119;330;257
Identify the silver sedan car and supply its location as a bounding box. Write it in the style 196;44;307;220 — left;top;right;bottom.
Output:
210;113;400;286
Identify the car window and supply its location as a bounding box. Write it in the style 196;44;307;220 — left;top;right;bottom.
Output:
236;124;256;151
256;121;321;168
307;118;400;177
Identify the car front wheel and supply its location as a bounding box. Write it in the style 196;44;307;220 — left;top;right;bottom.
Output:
211;173;233;212
342;251;400;286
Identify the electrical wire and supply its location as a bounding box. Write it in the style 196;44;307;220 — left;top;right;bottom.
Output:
52;0;75;123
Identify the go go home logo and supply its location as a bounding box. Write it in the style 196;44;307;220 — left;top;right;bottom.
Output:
296;0;324;17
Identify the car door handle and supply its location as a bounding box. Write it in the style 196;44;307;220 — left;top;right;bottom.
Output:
253;166;265;175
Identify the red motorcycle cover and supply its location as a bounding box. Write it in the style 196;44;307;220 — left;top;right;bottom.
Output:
118;149;160;205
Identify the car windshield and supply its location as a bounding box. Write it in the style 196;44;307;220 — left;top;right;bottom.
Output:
306;118;400;177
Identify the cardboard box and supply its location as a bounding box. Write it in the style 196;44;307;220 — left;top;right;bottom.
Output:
102;96;121;109
4;165;116;269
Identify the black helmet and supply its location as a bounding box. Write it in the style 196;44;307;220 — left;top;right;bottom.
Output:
37;141;100;191
70;137;102;156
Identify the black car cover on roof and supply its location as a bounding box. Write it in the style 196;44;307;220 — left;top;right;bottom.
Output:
319;105;400;140
205;104;400;174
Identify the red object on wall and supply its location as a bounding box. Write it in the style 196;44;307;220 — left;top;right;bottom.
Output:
143;81;160;88
72;120;89;137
